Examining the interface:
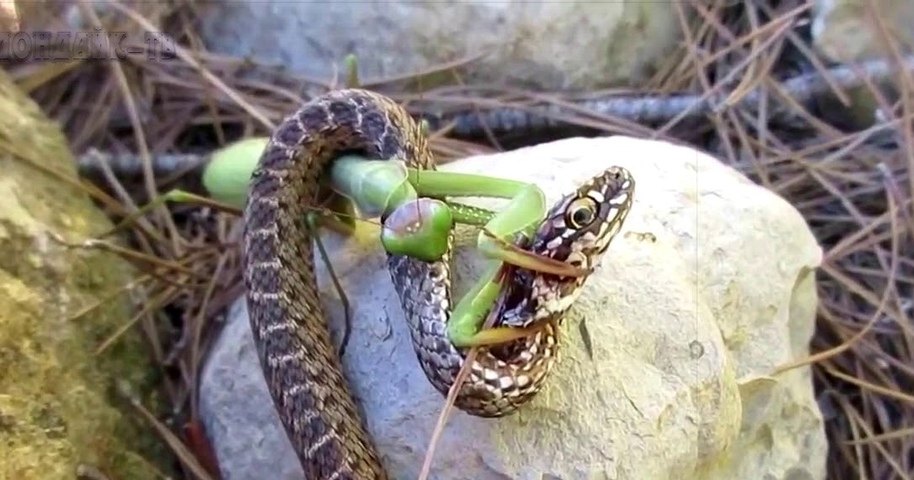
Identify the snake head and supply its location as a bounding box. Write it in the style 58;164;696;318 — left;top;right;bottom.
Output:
531;165;635;270
500;166;635;327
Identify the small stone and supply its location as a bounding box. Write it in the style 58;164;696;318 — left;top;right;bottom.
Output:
810;0;914;128
812;0;914;63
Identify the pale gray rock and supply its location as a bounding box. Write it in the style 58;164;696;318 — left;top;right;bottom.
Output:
810;0;914;127
199;136;828;480
196;2;682;90
812;0;914;63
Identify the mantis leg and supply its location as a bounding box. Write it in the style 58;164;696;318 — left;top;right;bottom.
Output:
331;158;584;277
446;259;545;348
406;169;586;278
305;211;354;358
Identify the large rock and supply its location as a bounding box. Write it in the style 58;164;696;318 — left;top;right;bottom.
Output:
196;2;683;91
199;136;827;479
0;70;171;478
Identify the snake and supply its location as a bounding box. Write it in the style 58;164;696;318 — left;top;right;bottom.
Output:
241;88;635;479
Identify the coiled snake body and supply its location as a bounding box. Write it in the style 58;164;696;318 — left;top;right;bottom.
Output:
242;89;634;479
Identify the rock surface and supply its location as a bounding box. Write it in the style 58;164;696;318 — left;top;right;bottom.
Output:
200;136;828;479
196;2;682;91
811;0;914;127
0;70;170;478
812;0;914;63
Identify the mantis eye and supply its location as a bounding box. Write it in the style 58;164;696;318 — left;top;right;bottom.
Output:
565;197;597;229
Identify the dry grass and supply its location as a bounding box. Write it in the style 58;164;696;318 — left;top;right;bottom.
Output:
4;0;914;478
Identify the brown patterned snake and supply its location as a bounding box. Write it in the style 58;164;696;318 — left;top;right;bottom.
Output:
242;89;634;479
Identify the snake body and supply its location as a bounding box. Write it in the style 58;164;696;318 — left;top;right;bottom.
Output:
242;89;634;479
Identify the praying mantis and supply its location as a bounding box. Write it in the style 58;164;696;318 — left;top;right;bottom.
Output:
199;137;589;348
112;56;593;353
115;134;590;352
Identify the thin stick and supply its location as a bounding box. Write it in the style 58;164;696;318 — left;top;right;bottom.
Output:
117;381;217;480
79;1;181;246
430;52;914;136
419;262;526;479
307;213;355;358
106;0;275;130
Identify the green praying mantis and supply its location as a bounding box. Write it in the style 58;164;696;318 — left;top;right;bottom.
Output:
110;56;590;352
114;135;585;351
218;139;587;347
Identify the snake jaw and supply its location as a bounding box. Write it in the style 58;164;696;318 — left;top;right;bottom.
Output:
495;166;635;329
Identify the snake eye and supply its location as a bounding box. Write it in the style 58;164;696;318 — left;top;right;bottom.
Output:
565;197;597;229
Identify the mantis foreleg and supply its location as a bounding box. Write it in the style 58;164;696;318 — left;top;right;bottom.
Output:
401;168;589;348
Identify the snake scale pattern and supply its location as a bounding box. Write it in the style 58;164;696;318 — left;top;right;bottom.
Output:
242;89;634;479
